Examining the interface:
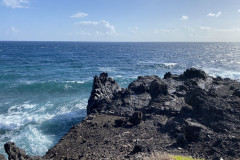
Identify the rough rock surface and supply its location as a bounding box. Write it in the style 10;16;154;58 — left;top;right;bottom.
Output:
3;68;240;160
3;142;42;160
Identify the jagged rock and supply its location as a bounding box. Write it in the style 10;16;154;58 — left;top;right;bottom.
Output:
4;142;30;160
164;72;172;79
128;76;159;94
128;112;143;125
233;89;240;97
87;72;121;114
181;68;207;80
149;79;168;97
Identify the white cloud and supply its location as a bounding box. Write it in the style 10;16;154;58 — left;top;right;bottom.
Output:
2;0;29;8
207;11;222;17
70;12;88;18
5;26;19;35
11;26;18;33
238;9;240;13
75;20;117;36
129;26;139;33
180;16;188;20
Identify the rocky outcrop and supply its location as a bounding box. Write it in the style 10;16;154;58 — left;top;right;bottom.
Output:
87;72;121;114
3;142;42;160
3;68;240;160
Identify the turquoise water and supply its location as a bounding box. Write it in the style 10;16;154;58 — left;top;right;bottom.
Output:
0;42;240;156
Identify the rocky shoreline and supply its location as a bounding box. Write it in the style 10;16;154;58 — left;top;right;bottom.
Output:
1;68;240;160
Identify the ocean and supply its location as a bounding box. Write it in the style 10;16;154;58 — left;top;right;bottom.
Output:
0;42;240;157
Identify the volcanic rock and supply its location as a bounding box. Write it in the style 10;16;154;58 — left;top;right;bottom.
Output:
128;111;143;125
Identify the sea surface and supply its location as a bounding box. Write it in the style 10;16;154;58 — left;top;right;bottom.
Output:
0;42;240;157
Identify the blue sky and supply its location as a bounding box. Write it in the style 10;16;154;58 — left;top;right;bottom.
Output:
0;0;240;42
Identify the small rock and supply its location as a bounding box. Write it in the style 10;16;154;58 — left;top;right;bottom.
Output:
229;86;235;90
164;72;172;79
233;89;240;97
131;145;143;154
115;118;126;127
103;121;112;128
128;112;143;126
176;133;185;143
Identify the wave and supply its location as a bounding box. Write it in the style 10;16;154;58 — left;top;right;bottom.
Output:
0;98;88;130
1;80;93;95
202;67;240;81
0;98;87;156
98;67;116;73
137;61;180;69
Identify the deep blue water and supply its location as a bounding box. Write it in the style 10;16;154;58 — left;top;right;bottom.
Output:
0;41;240;156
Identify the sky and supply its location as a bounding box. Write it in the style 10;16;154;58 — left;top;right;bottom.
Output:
0;0;240;42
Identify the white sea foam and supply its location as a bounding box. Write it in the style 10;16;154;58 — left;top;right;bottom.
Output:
98;67;116;73
203;68;240;80
162;63;178;68
0;98;88;130
0;98;88;156
137;61;178;69
12;125;53;156
66;81;85;84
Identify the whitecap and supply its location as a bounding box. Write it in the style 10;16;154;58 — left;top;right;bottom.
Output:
203;68;240;81
162;63;178;67
98;67;116;73
66;81;85;84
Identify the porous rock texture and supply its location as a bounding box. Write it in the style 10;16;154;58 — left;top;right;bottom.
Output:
3;69;240;160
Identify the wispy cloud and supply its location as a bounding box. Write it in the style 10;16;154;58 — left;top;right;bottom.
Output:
207;11;222;17
75;20;117;36
5;26;19;34
180;15;188;20
11;26;18;33
238;9;240;13
129;26;139;33
70;12;88;18
2;0;29;8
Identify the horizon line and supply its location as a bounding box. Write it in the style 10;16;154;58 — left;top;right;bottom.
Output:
0;40;239;43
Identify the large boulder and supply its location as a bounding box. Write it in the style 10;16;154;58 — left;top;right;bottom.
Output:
181;68;207;80
128;111;143;125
